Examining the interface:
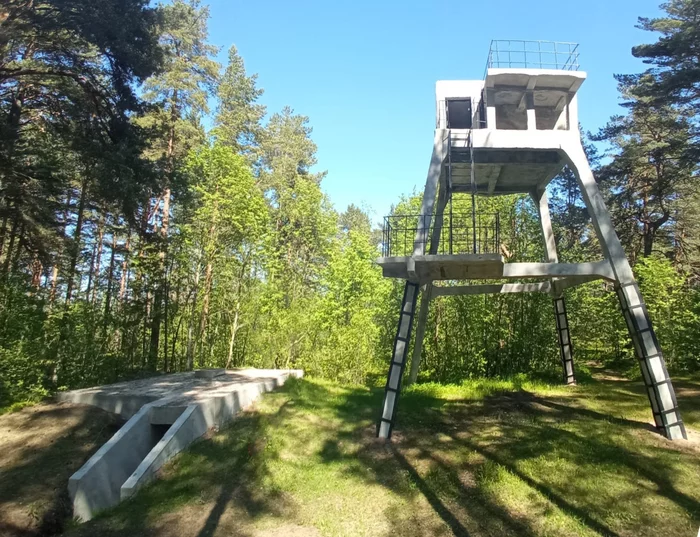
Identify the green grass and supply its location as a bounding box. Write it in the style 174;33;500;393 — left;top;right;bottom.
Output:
0;400;36;415
71;369;700;537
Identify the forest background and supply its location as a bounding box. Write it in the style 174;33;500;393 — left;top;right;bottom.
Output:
2;0;699;406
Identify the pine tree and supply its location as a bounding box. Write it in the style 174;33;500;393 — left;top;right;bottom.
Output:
137;0;219;369
213;45;266;155
593;76;696;259
633;0;700;111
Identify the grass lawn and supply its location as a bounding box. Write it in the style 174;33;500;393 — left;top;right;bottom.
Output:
63;366;700;537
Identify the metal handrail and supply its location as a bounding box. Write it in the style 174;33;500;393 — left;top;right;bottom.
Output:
381;212;501;257
485;40;580;75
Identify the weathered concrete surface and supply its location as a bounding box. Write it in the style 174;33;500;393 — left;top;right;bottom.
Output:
122;374;287;499
64;368;302;521
194;368;225;379
68;403;163;522
377;254;614;284
120;404;201;501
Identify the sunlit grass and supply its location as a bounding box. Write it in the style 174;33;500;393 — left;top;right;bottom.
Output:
72;371;700;537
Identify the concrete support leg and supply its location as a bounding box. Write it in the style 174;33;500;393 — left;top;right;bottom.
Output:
554;297;575;385
615;282;687;440
377;281;419;439
564;141;686;440
408;284;432;384
533;188;576;385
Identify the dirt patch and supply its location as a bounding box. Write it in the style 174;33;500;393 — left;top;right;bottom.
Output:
0;402;120;537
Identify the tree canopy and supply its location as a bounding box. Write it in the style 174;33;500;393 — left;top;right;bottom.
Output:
1;0;700;408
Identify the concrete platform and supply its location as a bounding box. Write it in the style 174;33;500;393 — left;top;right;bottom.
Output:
59;368;302;521
378;254;504;280
377;255;614;284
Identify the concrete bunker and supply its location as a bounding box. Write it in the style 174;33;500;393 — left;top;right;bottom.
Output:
59;368;303;521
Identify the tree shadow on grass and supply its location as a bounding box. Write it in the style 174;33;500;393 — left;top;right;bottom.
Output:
193;399;299;537
315;378;700;537
0;404;121;537
73;375;700;537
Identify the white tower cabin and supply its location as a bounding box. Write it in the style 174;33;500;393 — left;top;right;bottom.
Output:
376;40;686;441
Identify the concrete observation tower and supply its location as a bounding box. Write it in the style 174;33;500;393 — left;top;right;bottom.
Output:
376;40;686;441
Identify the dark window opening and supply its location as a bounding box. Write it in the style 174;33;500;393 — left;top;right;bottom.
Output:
478;90;487;128
446;98;472;129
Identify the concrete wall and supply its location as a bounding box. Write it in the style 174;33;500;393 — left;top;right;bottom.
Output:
68;404;164;521
69;370;303;520
57;391;159;420
121;404;204;500
437;70;586;134
122;376;292;498
435;80;485;129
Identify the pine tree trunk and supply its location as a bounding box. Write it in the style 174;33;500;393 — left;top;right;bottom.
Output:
103;231;117;335
2;210;19;277
65;178;88;305
30;252;42;290
186;259;201;371
48;264;59;304
163;266;170;373
119;233;131;305
90;214;105;304
225;304;240;369
148;190;170;370
0;207;8;265
171;276;183;370
85;241;97;302
49;192;73;307
197;260;213;367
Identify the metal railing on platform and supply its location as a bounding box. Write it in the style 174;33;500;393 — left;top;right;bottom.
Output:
486;40;580;72
381;212;501;257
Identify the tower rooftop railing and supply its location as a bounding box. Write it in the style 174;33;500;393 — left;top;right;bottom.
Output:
486;40;580;72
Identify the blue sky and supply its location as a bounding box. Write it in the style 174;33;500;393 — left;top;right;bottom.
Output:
204;0;663;222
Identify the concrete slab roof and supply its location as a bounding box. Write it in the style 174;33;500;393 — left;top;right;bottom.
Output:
58;368;303;418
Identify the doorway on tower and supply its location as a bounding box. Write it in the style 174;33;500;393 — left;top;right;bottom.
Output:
445;98;473;129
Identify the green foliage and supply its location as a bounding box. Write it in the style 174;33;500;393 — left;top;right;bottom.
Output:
307;229;392;384
633;0;700;110
2;0;700;409
213;45;266;154
635;255;700;370
593;77;696;260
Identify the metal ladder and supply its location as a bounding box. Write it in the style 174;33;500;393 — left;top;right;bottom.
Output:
616;282;687;439
377;281;420;438
554;296;576;384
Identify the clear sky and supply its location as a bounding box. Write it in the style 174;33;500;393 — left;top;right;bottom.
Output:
204;0;664;222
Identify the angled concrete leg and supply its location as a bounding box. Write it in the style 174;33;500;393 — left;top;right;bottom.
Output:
377;281;419;439
554;297;576;385
405;132;448;387
408;283;432;384
533;189;576;385
615;282;687;440
564;141;686;440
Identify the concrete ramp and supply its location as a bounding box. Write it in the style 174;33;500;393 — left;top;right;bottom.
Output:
61;368;302;521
